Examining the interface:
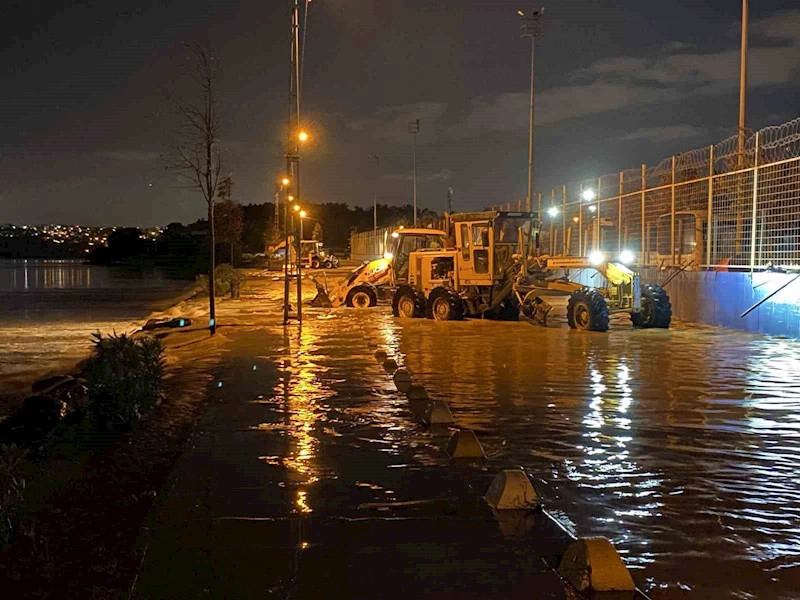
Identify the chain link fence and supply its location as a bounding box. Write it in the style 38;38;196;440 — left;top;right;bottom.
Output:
506;116;800;270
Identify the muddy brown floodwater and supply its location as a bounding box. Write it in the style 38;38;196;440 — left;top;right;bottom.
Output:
354;306;800;599
138;276;800;599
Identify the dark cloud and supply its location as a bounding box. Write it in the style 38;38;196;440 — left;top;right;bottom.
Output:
2;1;799;225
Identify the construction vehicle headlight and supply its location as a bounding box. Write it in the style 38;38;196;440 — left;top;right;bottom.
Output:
383;252;393;260
589;251;605;266
619;249;634;264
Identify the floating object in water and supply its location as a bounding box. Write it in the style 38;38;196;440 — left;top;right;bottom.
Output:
143;317;192;331
383;357;398;373
374;349;387;363
485;469;539;510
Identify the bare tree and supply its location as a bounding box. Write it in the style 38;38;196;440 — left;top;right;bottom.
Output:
163;42;222;335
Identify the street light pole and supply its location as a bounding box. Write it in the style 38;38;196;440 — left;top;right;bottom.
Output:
520;9;543;213
408;119;420;225
369;154;380;230
282;177;291;325
737;0;748;168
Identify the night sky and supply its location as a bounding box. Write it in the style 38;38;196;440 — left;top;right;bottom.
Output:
2;1;799;226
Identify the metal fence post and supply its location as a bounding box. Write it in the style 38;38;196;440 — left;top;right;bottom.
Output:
670;156;676;264
562;184;567;254
578;183;583;256
749;132;759;271
618;171;623;253
550;188;555;254
596;177;602;252
641;164;646;262
706;145;714;267
538;192;542;216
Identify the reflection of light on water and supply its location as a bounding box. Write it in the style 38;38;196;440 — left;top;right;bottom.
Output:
280;322;339;507
735;340;800;563
296;490;312;514
577;360;664;556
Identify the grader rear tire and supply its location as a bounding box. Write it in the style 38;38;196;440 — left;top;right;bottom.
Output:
426;287;464;321
567;288;609;332
631;284;672;328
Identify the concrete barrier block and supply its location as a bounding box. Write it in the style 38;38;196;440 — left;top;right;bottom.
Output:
374;349;387;363
393;369;412;392
405;385;429;400
424;401;454;426
558;537;635;593
407;398;429;422
445;429;485;458
382;358;398;373
491;508;536;538
485;470;539;510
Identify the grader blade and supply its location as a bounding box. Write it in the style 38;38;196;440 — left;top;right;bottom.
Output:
531;297;552;326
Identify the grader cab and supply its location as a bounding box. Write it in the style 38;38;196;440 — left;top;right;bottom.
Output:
393;211;672;332
392;211;535;320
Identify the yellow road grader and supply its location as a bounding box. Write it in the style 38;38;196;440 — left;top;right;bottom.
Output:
389;211;671;331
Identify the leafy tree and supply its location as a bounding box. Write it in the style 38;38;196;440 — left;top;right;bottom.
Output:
311;221;323;243
214;175;243;266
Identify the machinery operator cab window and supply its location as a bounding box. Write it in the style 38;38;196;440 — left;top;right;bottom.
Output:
394;234;444;279
472;224;490;274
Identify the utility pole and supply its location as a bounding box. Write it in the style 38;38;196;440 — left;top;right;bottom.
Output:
408;119;420;225
738;0;748;168
735;0;748;255
369;154;380;230
282;179;291;325
519;8;543;213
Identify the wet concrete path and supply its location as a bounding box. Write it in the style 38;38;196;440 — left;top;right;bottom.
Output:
134;277;800;599
132;320;574;599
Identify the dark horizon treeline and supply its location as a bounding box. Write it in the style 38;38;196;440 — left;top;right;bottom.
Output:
1;202;440;272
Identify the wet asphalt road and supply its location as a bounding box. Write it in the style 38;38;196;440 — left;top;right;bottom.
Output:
133;276;800;599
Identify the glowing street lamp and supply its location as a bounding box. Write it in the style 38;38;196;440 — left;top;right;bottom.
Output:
281;177;290;186
298;131;309;143
299;210;307;218
293;204;301;212
581;188;596;202
547;206;559;218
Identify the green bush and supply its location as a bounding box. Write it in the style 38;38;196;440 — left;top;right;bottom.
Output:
196;263;245;297
86;333;165;430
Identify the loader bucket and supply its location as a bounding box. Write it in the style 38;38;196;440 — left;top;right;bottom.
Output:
309;275;334;308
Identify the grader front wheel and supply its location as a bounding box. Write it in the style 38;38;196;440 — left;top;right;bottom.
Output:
631;284;672;328
567;289;610;332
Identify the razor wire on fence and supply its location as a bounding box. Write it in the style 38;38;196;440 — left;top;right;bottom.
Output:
496;116;800;270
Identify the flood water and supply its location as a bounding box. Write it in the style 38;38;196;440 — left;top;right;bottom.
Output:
0;260;191;406
231;279;800;599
